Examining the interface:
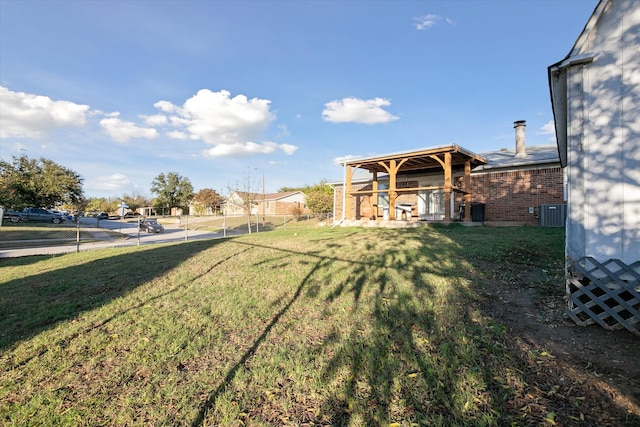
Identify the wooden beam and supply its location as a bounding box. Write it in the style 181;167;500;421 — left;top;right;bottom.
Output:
350;185;446;195
464;160;472;222
372;171;378;219
344;164;360;220
377;158;408;220
443;153;452;221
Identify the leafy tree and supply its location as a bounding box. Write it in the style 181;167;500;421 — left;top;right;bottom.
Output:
85;197;114;214
121;192;150;214
277;185;308;192
304;181;333;219
0;154;84;209
192;188;222;215
150;172;194;214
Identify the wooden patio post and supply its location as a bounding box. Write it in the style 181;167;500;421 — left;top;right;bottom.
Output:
443;152;452;221
388;160;397;220
464;160;472;222
429;153;452;221
344;164;359;220
378;159;407;220
372;171;378;219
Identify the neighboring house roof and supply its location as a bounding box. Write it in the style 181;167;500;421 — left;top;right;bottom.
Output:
473;144;560;172
327;169;374;185
226;190;304;202
263;191;304;201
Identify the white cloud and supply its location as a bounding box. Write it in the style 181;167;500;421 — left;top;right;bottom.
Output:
322;97;399;124
167;130;189;140
141;113;168;126
202;141;298;158
153;100;177;113
538;120;556;135
100;116;159;143
84;173;135;194
153;89;298;157
280;143;298;155
157;89;275;144
333;154;363;165
413;14;455;30
276;124;291;138
0;85;90;138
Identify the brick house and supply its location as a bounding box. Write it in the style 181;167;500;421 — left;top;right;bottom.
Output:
225;191;308;216
331;121;564;226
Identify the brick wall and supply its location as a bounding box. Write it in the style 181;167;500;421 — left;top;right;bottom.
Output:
467;167;564;223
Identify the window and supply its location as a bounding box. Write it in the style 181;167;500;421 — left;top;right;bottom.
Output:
377;183;389;206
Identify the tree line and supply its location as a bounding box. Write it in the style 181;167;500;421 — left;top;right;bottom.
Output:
0;154;333;218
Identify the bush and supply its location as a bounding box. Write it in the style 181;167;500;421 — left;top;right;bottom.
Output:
290;205;304;221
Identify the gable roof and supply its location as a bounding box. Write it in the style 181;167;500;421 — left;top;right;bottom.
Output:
472;145;560;172
228;190;304;202
340;144;487;174
328;144;559;184
264;191;304;201
548;0;609;166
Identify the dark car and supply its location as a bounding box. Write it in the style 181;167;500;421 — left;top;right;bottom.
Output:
2;211;27;223
139;218;164;233
95;212;110;220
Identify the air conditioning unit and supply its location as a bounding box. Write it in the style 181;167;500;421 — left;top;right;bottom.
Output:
539;204;566;227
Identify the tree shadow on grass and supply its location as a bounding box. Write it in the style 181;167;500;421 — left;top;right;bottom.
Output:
4;226;635;425
283;226;636;426
189;227;490;425
0;239;239;354
190;257;329;427
313;227;486;425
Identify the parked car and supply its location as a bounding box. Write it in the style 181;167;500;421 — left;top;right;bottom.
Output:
9;208;66;224
2;211;28;223
50;210;74;222
139;218;164;233
95;212;110;220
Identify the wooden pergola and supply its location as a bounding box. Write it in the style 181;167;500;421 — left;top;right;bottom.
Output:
341;145;487;221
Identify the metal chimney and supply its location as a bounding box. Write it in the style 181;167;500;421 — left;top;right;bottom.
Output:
514;120;527;158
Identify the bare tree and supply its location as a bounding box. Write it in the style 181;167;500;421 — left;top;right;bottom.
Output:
227;168;261;233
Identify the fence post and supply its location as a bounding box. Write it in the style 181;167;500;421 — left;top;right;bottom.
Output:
76;218;80;253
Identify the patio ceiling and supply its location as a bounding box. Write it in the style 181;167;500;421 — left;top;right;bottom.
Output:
342;144;487;173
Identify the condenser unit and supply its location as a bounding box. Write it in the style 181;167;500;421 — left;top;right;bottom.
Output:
539;204;566;227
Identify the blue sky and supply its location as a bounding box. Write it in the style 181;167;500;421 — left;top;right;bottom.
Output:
0;0;597;199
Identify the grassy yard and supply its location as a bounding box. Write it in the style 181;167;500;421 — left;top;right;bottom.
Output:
0;225;627;426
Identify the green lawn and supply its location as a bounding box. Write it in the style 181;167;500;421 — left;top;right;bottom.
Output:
0;225;596;426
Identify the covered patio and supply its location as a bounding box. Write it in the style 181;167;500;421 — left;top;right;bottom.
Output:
339;145;487;222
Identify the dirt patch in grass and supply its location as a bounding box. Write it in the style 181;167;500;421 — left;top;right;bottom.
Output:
474;261;640;425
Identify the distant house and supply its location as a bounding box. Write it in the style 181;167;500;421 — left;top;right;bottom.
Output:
548;0;639;334
331;121;564;226
188;200;223;216
224;191;308;216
